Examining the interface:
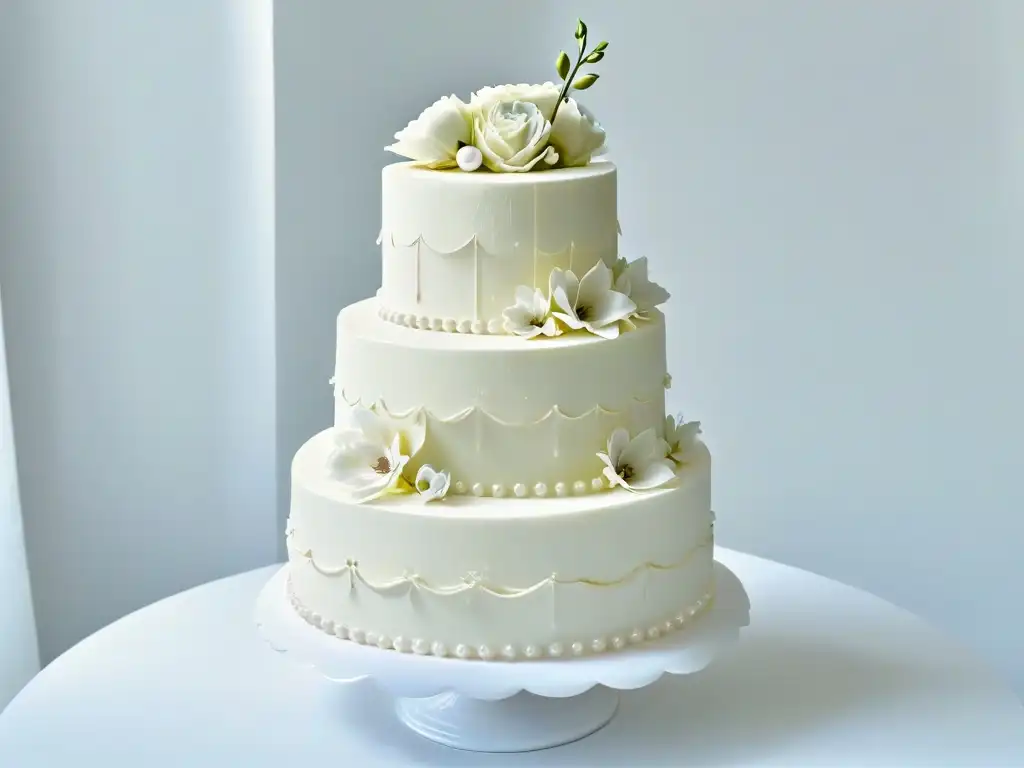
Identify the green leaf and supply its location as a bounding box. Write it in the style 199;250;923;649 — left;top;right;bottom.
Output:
556;51;571;80
572;73;600;90
584;50;605;64
593;40;609;53
575;18;588;40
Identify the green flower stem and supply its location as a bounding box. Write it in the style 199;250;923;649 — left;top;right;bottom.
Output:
550;49;587;126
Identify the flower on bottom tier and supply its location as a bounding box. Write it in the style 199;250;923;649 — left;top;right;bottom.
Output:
328;407;426;502
597;427;676;491
414;465;451;503
663;414;702;464
550;261;635;339
503;286;561;338
611;256;670;325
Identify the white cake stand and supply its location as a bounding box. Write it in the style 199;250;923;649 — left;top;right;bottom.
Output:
255;561;750;753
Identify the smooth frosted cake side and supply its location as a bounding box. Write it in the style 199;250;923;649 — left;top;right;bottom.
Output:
286;26;715;660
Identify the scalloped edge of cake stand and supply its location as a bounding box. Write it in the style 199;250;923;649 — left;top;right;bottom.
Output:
256;561;749;752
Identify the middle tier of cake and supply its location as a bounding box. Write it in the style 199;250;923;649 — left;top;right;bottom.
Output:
333;299;668;497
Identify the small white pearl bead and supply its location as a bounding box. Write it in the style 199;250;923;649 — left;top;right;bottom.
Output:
335;624;349;639
472;483;485;497
554;482;567;497
534;482;548;497
629;628;645;644
571;642;585;656
591;637;607;653
431;641;448;657
310;613;322;628
501;644;517;660
646;627;661;641
573;480;587;495
393;636;409;653
673;614;686;627
524;644;541;659
442;318;456;333
411;638;429;655
404;314;416;327
478;645;494;660
376;634;391;649
321;619;335;634
456;144;483;172
417;316;430;329
365;632;378;647
350;629;365;644
548;642;564;657
487;318;504;334
492;484;507;497
591;477;604;492
662;620;674;634
457;320;472;333
514;483;527;498
429;318;443;331
611;636;626;650
453;480;467;495
470;320;485;334
686;603;700;617
455;644;471;659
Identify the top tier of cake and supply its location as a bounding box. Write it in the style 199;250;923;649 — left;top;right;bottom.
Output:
377;161;618;334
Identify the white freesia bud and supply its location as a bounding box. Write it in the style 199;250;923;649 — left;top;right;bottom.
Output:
473;100;558;173
550;97;606;168
386;95;473;169
415;465;451;503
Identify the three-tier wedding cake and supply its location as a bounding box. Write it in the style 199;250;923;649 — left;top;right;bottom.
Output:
285;21;714;661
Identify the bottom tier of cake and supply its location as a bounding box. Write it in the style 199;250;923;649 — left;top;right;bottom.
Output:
286;429;715;661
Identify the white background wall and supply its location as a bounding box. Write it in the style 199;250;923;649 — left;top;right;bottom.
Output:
0;0;278;664
276;0;1024;694
0;0;1021;697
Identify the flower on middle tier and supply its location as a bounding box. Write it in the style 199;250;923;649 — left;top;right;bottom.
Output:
503;286;562;339
611;256;671;324
597;427;677;492
550;261;636;339
328;407;426;502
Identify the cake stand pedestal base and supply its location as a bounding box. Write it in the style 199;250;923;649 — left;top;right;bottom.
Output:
395;687;619;752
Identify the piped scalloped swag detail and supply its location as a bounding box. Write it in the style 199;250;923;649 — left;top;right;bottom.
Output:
385;19;608;173
502;258;670;340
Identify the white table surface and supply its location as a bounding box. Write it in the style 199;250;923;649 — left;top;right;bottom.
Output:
2;549;1022;767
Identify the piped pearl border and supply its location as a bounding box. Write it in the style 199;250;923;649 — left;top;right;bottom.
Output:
378;305;507;335
451;477;606;499
287;577;715;662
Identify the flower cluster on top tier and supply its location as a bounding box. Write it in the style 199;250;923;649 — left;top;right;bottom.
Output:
386;20;608;173
503;257;670;341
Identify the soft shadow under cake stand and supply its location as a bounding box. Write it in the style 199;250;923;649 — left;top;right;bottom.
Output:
255;561;750;753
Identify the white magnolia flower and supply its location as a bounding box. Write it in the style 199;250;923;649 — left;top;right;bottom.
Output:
470;82;561;120
328;407;426;502
663;414;702;464
612;256;670;322
503;286;561;338
386;95;473;169
473;100;558;173
550;261;636;339
597;427;677;491
414;465;451;503
550;97;606;168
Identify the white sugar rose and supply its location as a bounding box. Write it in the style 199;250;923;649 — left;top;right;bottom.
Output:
470;82;561;120
550;97;606;168
473;100;558;173
386;95;472;169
